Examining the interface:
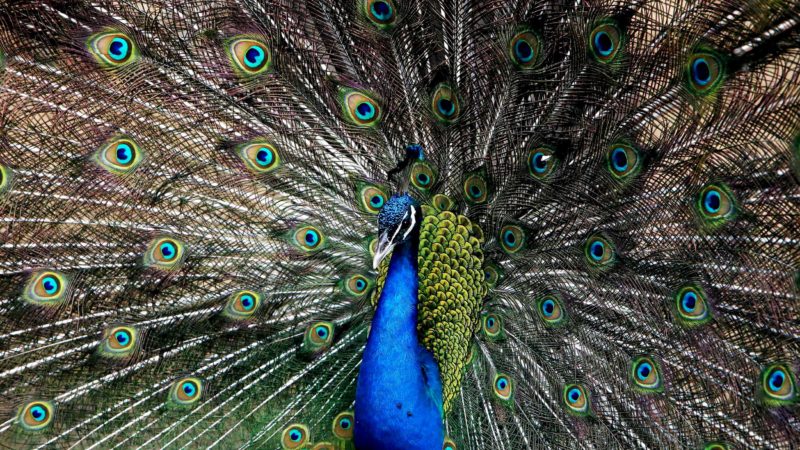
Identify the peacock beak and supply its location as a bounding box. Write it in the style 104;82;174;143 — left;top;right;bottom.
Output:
372;230;395;270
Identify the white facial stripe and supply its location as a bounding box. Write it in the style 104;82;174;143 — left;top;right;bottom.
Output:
389;210;408;245
402;207;416;241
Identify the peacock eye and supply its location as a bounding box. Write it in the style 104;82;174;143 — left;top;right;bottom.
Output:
356;183;389;214
563;384;590;416
498;225;525;254
224;290;262;319
493;374;514;401
697;184;736;225
87;31;138;67
432;84;460;123
100;326;139;357
410;161;437;191
483;264;500;287
340;88;383;127
292;225;326;252
528;147;557;179
482;313;503;339
443;437;457;450
227;37;271;75
704;443;730;450
144;237;185;270
463;173;488;204
584;235;615;267
537;294;566;326
607;143;641;180
590;22;622;62
112;330;131;348
25;270;68;305
96;137;143;174
312;443;336;450
364;0;396;29
344;274;372;296
171;377;203;406
238;140;281;173
0;164;10;195
303;321;334;353
18;400;55;431
239;294;255;310
281;423;310;449
509;30;542;69
116;143;132;163
427;195;452;213
630;356;663;392
760;364;797;405
332;411;355;439
673;285;712;326
687;51;723;95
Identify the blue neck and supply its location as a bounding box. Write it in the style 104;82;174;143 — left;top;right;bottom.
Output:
354;230;444;450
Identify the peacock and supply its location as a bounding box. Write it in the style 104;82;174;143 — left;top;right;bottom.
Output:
0;0;799;448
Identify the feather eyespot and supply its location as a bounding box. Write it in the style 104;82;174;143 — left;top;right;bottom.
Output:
673;285;712;326
87;31;138;67
0;164;11;195
223;290;262;319
343;274;372;297
463;173;488;204
432;84;460;123
499;225;525;254
17;400;55;431
356;182;388;214
227;37;271;76
144;237;185;270
590;22;622;62
630;356;663;393
537;294;566;326
443;437;458;450
238;140;281;173
432;194;455;211
302;321;334;353
607;143;641;181
696;183;737;226
704;443;730;450
493;374;514;402
281;423;310;449
410;161;437;191
368;236;379;259
687;50;724;95
292;225;327;252
482;313;503;339
509;30;542;69
528;147;557;180
760;364;797;406
100;326;139;357
364;0;396;29
170;377;203;406
563;384;591;416
340;88;383;127
332;411;354;439
24;270;68;306
484;263;501;288
95;136;143;174
584;235;615;267
312;443;336;450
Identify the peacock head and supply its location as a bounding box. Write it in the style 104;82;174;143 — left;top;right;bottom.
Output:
373;193;421;269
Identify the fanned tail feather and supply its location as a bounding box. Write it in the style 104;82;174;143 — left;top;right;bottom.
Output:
0;0;798;448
